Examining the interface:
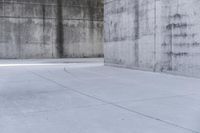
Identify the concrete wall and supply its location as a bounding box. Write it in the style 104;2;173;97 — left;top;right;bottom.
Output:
0;0;103;59
104;0;200;77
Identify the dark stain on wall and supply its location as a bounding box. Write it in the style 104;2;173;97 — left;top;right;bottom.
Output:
87;0;95;43
174;42;200;46
171;33;196;40
42;4;46;45
171;13;182;19
167;51;188;57
134;0;140;67
56;0;64;58
166;23;188;30
164;11;200;71
87;0;95;23
16;17;22;58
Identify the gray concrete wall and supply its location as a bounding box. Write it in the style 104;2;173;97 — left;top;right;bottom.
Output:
104;0;200;77
0;0;103;59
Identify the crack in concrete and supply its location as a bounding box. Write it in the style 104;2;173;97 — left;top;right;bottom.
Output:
113;93;197;104
30;70;200;133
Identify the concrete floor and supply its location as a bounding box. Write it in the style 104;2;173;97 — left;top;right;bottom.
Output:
0;58;200;133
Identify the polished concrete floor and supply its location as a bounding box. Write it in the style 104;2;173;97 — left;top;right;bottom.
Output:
0;58;200;133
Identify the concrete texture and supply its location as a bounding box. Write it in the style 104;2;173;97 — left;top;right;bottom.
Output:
1;59;200;133
0;0;103;59
104;0;200;78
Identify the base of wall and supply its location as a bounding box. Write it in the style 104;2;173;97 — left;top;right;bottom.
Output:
105;63;200;79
